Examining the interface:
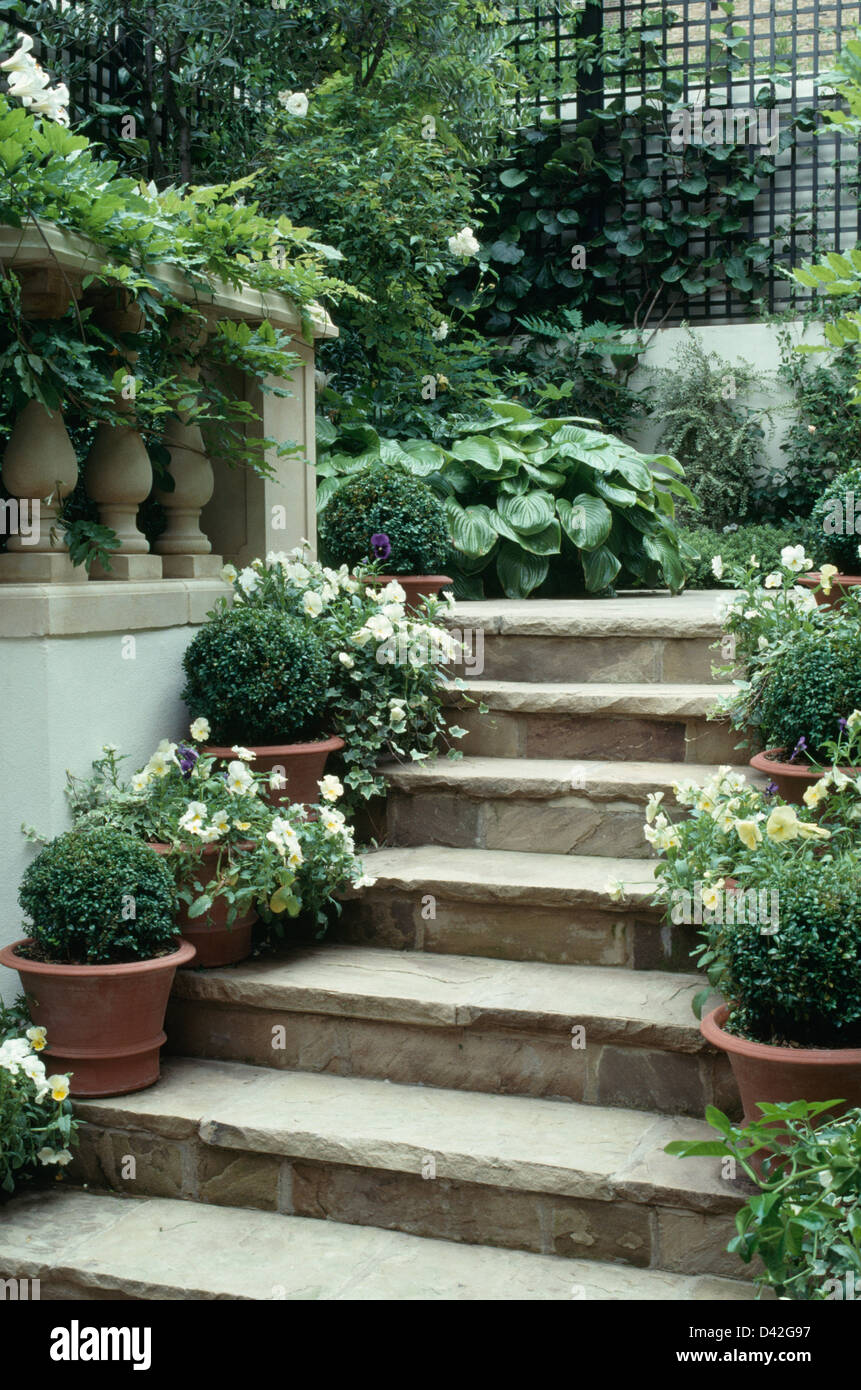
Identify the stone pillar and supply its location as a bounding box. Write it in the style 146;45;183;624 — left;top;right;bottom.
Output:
84;294;162;580
154;313;223;578
0;399;87;583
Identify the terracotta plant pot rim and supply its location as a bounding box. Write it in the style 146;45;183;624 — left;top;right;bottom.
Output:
363;573;454;584
149;838;256;856
702;1003;861;1065
205;735;345;757
0;936;195;978
798;572;861;586
749;748;854;780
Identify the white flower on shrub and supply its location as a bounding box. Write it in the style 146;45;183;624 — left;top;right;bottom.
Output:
0;33;70;125
780;544;813;573
710;555;723;579
364;613;394;642
338;651;355;669
432;320;449;341
278;90;309;116
320;807;347;837
37;1147;73;1166
352;873;377;889
447;226;480;257
318;775;343;802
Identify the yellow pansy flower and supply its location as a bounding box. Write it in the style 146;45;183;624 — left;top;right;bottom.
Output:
734;818;762;850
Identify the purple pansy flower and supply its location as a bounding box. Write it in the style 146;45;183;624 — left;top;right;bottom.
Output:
839;717;848;732
177;744;198;778
789;736;808;764
764;780;779;797
370;532;391;561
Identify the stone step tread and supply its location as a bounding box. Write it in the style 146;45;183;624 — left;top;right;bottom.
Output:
76;1057;735;1212
171;944;709;1047
444;680;733;716
356;845;659;906
0;1189;754;1300
385;757;755;800
449;591;725;637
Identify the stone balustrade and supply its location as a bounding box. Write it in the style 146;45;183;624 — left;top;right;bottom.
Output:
0;219;336;594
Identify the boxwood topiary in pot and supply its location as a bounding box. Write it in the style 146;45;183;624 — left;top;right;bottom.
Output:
749;621;861;799
181;603;342;805
0;826;194;1098
318;463;452;609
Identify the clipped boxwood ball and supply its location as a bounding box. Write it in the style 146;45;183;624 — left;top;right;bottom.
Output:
810;463;861;573
19;826;177;964
319;463;449;575
182;604;330;745
757;623;861;762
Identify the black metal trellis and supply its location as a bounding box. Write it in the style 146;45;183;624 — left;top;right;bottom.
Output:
501;0;861;324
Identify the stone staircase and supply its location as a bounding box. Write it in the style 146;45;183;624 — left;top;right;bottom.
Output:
0;591;766;1301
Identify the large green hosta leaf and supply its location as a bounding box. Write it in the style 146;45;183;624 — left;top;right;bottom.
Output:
496;543;550;598
445;497;498;557
450;435;505;473
498;488;555;534
515;519;562;555
581;544;622;592
400;439;448;476
643;533;686;592
557;494;613;550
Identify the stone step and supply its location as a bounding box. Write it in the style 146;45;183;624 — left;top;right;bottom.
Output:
381;758;756;859
447;592;727;684
164;945;732;1116
0;1188;757;1300
67;1058;748;1280
444;680;740;762
337;846;694;970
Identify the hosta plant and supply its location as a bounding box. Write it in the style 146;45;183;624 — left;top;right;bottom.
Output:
666;1100;861;1301
218;550;470;810
60;735;368;934
317;399;692;598
0;1000;76;1194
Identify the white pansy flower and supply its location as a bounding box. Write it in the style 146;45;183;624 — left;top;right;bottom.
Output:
225;760;255;795
179;801;208;836
237;566;261;595
764;572;782;589
230;745;256;762
318;775;344;802
190;717;211;743
364;614;394;642
338;652;355;669
303;589;324;617
131;770;151;793
221;564;238;584
711;555;723;580
780;544;813;573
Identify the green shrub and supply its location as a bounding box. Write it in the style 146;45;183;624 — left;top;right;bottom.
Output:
680;523;803;588
719;855;861;1048
809;462;861;573
18;827;177;965
756;622;861;761
182;605;331;745
319;463;450;575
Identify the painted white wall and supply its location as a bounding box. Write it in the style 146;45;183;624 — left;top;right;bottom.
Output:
0;625;199;1003
629;317;827;475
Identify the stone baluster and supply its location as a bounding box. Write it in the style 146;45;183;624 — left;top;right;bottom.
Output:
0;399;87;583
84;293;162;580
154;313;223;578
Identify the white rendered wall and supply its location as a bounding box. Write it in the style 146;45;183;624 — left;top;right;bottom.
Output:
0;625;198;1002
629;317;827;477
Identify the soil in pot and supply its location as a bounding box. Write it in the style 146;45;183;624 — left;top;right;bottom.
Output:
362;573;453;614
797;573;861;609
702;1004;861;1129
0;936;196;1098
151;841;258;968
748;748;854;806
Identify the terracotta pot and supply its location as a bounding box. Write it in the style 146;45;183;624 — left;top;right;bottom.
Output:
797;573;861;609
748;748;854;805
204;736;344;808
0;937;195;1098
362;574;453;614
702;1004;861;1128
150;841;257;968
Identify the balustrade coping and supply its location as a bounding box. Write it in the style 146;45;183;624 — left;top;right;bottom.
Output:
0;576;235;639
0;219;338;339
